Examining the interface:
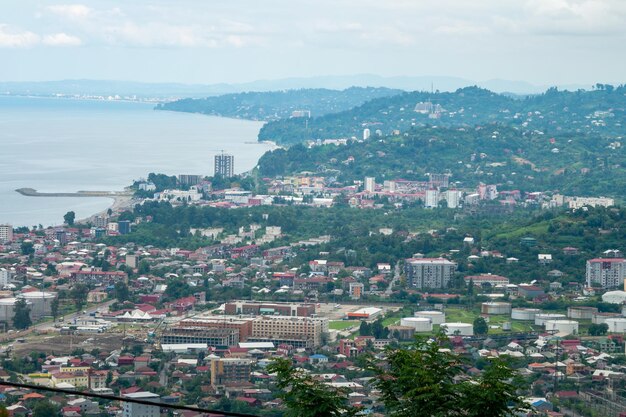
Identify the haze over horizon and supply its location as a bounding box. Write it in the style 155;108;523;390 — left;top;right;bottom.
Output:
2;0;625;87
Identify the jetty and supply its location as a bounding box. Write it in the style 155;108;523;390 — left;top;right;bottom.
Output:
15;188;132;198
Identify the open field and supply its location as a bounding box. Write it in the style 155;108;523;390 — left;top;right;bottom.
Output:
329;320;359;330
10;333;126;357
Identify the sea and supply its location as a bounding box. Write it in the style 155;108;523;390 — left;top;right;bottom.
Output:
0;96;270;227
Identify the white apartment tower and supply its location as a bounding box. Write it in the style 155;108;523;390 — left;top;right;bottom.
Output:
586;258;626;289
425;189;440;209
123;392;160;417
364;177;376;193
0;225;13;243
214;153;234;177
363;128;371;140
405;258;457;289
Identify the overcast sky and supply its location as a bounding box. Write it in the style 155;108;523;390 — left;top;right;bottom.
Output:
1;0;625;86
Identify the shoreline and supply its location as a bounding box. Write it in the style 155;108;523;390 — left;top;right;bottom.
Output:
14;188;137;226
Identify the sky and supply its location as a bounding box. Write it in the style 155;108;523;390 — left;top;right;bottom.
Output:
1;0;625;86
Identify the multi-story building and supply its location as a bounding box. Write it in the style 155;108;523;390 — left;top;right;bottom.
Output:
249;316;329;348
349;282;364;299
0;268;12;287
177;316;255;341
122;392;160;417
160;327;239;346
178;174;203;186
210;358;253;387
428;173;450;188
118;220;131;235
215;153;234;177
586;258;626;289
0;225;13;243
445;190;461;209
405;258;457;289
464;274;510;287
224;301;316;317
425;189;440;209
364;177;375;193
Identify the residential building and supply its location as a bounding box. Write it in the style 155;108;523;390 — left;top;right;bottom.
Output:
178;174;203;186
586;258;626;289
363;128;371;140
464;274;510;287
424;189;440;209
249;316;329;348
210;357;253;387
118;221;131;235
0;224;13;243
0;268;12;287
404;258;456;289
445;190;461;208
349;282;364;299
160;327;240;346
364;177;375;193
215;153;234;177
122;392;160;417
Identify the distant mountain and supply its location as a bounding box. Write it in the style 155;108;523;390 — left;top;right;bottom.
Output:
157;87;404;121
0;75;594;99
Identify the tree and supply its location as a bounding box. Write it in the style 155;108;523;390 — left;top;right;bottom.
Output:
51;297;59;321
266;358;357;417
359;321;371;336
20;241;34;256
13;298;32;330
0;405;8;417
70;283;89;310
64;211;76;226
589;323;608;336
473;317;489;335
369;332;524;417
32;400;58;417
114;281;130;303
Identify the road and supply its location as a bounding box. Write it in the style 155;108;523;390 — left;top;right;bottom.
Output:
0;299;117;343
385;262;402;296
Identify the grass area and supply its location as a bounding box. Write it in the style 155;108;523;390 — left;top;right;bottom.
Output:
329;320;359;330
491;221;550;240
382;317;400;327
442;307;538;335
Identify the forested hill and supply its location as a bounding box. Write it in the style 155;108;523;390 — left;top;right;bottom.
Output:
258;85;626;145
155;87;403;121
258;124;626;197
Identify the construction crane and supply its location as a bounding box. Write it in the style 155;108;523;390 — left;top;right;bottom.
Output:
147;318;167;349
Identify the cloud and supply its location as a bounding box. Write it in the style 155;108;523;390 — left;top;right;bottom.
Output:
0;24;39;48
42;33;82;46
46;4;92;20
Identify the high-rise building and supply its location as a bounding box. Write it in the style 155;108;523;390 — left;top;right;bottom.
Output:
178;174;202;186
210;358;253;387
405;258;457;289
215;153;234;177
586;258;626;289
425;189;440;209
122;392;160;417
0;225;13;243
118;221;131;235
364;177;375;193
363;128;371;140
445;190;461;209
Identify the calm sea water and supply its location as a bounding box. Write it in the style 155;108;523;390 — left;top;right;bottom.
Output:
0;96;269;227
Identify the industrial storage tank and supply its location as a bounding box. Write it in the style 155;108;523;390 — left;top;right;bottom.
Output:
567;306;598;320
19;291;56;320
441;322;474;336
605;318;626;333
535;313;566;326
481;302;512;315
0;298;33;323
545;320;579;336
400;317;433;332
414;310;446;325
592;312;621;325
511;308;542;321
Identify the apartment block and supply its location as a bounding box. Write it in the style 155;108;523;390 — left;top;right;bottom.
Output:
405;258;457;289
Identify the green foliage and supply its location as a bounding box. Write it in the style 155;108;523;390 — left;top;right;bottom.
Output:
473;317;489;335
12;298;32;330
267;357;357;417
32;400;58;417
114;281;130;302
370;332;525;417
51;297;59;320
20;241;34;256
158;87;402;121
70;283;89;310
589;323;608;336
64;210;76;226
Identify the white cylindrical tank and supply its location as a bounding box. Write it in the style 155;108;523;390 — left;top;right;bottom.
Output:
481;302;512;315
567;306;598;320
592;312;621;325
535;313;566;326
19;291;56;319
400;317;433;332
605;318;626;333
511;308;541;321
414;310;446;325
545;320;579;336
0;297;33;323
441;322;474;336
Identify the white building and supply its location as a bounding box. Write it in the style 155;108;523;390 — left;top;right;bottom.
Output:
364;177;375;193
445;190;461;209
0;225;13;243
156;187;202;202
0;268;12;287
404;258;456;289
123;392;160;417
383;180;396;193
363;128;371;140
586;258;626;289
425;189;440;209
